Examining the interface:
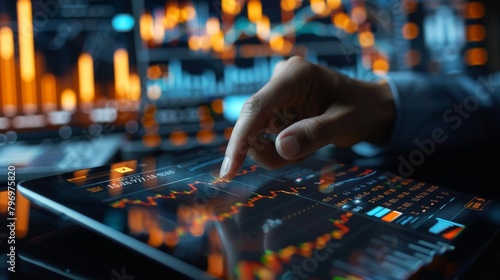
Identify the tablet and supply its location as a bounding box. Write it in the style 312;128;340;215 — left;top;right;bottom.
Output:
18;147;500;279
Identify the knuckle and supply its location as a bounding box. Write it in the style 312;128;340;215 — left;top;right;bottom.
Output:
241;94;263;115
286;55;306;66
287;56;312;75
285;56;316;88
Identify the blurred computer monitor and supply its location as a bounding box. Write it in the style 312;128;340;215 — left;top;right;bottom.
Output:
130;0;492;126
0;0;139;180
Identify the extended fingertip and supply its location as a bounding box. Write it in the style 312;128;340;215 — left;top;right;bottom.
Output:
219;156;232;179
276;135;300;160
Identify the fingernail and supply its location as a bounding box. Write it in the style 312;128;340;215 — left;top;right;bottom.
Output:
219;156;232;178
278;136;300;159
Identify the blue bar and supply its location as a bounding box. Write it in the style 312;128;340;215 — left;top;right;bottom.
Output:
374;208;391;218
436;218;464;227
429;218;464;234
400;216;414;225
366;206;384;216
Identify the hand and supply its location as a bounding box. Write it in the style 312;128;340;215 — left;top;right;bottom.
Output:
219;56;395;179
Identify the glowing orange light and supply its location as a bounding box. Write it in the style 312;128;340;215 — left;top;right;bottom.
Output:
78;53;95;104
147;84;162;100
270;34;285;52
169;130;188;146
61;89;77;112
333;12;349;28
381;210;402;223
351;6;367;24
211;99;224;114
0;191;7;214
41;73;57;112
197;105;210;118
0;27;17;116
343;19;358;33
0;27;14;59
188;36;199;51
179;6;188;23
279;245;297;262
403;0;418;13
142;133;162;147
165;231;179;247
256;16;271;39
196;129;216;144
188;35;211;52
17;0;35;81
465;48;487;66
15;191;30;238
190;224;205;237
442;227;463;240
147;65;163;79
310;0;327;14
166;3;180;21
206;17;221;35
200;35;211;52
465;2;484;19
208;253;224;277
128;207;144;234
114;49;130;99
248;0;263;22
466;24;486;42
140;13;154;41
281;0;296;12
148;227;164;247
17;0;37;113
327;0;342;10
402;22;419;40
129;73;141;101
222;0;241;15
185;4;196;21
359;31;375;48
153;12;165;44
372;58;390;74
211;31;225;52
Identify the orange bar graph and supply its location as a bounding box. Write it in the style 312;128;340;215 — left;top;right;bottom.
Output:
140;13;154;42
381;210;403;223
15;191;30;238
153;10;165;44
17;0;37;114
256;16;270;39
78;53;95;108
248;0;263;22
0;26;17;116
41;73;57;112
61;88;76;112
114;49;130;100
129;73;141;101
0;191;7;214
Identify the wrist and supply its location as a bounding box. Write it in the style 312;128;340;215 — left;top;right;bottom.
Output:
359;80;396;145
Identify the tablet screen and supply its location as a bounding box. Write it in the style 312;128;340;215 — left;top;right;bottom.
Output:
18;147;500;279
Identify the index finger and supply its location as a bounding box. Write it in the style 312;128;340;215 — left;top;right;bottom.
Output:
219;56;313;179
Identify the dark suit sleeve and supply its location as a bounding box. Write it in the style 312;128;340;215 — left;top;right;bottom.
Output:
352;71;500;156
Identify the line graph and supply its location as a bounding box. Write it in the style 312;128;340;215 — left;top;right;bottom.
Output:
110;164;259;208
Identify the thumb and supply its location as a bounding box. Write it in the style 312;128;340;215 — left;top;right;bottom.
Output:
275;113;347;160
